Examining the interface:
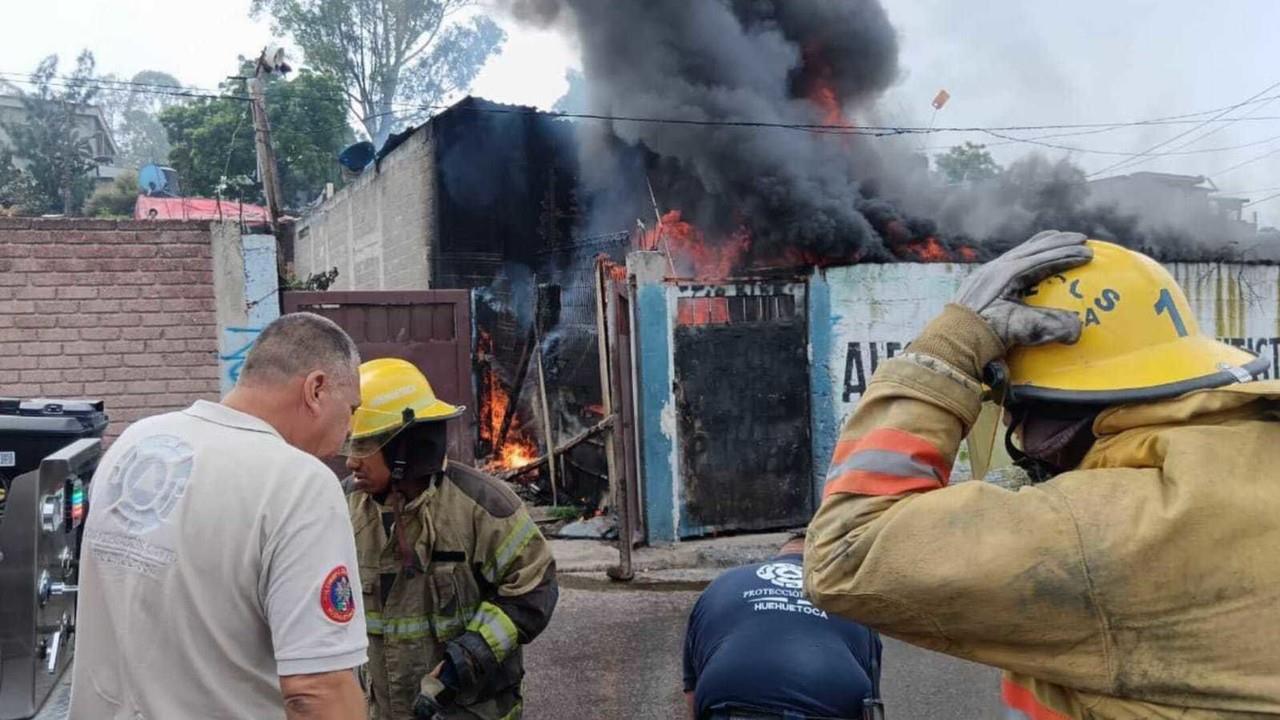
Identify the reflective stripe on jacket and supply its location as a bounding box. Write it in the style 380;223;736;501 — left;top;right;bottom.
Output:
350;462;557;719
805;304;1280;718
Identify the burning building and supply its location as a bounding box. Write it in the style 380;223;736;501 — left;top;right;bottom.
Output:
292;0;1277;542
293;97;637;510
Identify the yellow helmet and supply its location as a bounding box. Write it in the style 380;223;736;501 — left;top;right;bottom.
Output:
1006;240;1266;405
343;358;464;458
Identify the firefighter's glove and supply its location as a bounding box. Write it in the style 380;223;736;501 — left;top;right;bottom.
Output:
412;675;451;720
443;632;497;696
953;230;1092;348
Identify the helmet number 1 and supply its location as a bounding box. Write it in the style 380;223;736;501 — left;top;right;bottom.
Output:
1155;288;1189;338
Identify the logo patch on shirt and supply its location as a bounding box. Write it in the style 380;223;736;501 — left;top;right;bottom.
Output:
320;565;355;623
755;562;804;590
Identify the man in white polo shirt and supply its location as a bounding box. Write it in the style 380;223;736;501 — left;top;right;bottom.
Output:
69;313;369;720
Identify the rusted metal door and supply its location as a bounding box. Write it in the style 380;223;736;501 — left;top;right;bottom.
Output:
283;291;476;464
672;282;812;537
597;261;644;545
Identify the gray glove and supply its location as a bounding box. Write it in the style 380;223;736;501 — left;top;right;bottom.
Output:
954;230;1093;347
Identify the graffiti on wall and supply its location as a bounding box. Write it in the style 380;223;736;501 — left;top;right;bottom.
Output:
219;327;264;388
822;263;1280;411
838;335;1280;406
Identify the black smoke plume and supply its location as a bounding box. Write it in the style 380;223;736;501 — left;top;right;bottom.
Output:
500;0;1261;265
501;0;915;262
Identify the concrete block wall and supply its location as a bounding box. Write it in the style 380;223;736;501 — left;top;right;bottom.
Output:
0;218;220;437
293;126;435;291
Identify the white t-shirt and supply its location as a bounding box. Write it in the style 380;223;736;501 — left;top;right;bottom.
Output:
68;401;367;720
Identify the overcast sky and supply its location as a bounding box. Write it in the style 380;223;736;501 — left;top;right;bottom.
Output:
4;0;1279;224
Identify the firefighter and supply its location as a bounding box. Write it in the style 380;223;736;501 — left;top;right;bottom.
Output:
805;231;1280;718
343;358;558;720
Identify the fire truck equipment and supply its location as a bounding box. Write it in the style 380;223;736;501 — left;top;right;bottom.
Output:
0;399;107;719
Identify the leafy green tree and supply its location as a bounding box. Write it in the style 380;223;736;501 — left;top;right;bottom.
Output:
161;69;354;208
0;149;39;213
935;142;1002;185
84;170;139;217
98;70;184;169
251;0;506;146
1;51;102;214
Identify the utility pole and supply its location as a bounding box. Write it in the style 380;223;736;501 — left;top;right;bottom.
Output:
250;46;289;231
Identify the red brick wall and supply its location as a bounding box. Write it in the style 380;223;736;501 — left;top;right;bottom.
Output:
0;218;221;438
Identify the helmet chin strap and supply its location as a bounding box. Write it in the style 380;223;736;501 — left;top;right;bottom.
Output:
388;407;416;487
388;408;419;578
1004;408;1061;484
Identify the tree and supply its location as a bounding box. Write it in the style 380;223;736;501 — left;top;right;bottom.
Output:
0;150;39;214
161;69;355;208
935;142;1002;185
84;170;140;217
98;71;184;169
251;0;506;147
1;51;102;214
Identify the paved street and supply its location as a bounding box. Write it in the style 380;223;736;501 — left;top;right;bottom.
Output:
37;582;1002;720
35;536;1002;720
523;579;1003;719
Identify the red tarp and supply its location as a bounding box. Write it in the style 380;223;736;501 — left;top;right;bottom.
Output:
134;196;271;224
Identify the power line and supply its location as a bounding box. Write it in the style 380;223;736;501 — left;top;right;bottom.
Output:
1243;189;1280;208
14;68;1280;138
1210;142;1280;179
981;128;1280;158
1087;79;1280;178
978;96;1280;154
1215;185;1280;196
11;66;1280;184
1168;95;1280;152
1;75;251;103
0;70;212;96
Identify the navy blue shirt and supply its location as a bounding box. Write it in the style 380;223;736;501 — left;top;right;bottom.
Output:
683;554;881;719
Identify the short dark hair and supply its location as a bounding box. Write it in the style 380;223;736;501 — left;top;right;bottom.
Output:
238;312;360;385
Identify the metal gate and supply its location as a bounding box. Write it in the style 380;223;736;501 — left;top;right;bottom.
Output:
284;291;476;464
673;282;812;536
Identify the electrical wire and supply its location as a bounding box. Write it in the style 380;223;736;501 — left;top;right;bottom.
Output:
13;69;1280;140
9;67;1280;192
1243;190;1280;208
1216;185;1280;196
1209;142;1280;179
1087;79;1280;178
980;129;1280;158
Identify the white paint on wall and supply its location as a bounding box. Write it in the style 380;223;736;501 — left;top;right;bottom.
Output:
816;262;1280;463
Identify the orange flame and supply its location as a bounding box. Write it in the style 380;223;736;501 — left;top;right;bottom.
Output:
894;236;981;263
477;331;540;472
643;210;752;280
910;237;949;262
803;44;850;127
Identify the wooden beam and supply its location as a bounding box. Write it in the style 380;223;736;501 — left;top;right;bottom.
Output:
499;416;614;481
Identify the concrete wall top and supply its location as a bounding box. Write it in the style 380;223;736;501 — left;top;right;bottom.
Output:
293;125;434;292
0;217;212;232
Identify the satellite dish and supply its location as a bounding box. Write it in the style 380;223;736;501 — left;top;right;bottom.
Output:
138;164;180;197
338;142;376;176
